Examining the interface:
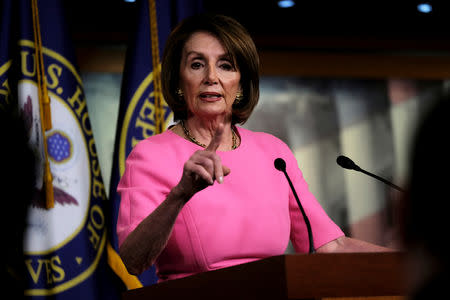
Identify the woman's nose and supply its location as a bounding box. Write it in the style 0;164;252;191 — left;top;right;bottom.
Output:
204;65;218;85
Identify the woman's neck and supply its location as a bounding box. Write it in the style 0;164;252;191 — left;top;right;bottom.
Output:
176;115;235;151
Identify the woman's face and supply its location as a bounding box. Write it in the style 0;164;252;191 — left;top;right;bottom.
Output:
179;31;241;121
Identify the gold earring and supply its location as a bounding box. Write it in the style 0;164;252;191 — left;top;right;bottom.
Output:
235;91;243;104
176;88;184;98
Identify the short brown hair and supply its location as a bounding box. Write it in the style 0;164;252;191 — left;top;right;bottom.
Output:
161;14;260;125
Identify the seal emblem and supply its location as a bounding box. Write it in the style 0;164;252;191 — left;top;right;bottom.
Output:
17;40;106;296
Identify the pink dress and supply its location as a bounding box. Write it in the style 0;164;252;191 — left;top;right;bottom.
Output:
117;127;344;281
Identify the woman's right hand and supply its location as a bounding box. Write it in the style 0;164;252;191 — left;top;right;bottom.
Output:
173;124;231;202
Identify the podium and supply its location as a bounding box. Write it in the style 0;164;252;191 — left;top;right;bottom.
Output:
123;252;407;300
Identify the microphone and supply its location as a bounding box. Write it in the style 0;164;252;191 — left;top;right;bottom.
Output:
336;155;406;193
274;158;315;254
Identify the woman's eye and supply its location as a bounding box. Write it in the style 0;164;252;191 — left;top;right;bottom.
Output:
191;62;202;69
220;63;233;71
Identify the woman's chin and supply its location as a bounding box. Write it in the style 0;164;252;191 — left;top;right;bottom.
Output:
194;108;231;120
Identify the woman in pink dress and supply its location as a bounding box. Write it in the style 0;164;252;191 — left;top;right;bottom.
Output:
117;14;388;282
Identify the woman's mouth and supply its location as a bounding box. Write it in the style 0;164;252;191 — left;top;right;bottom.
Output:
199;92;222;101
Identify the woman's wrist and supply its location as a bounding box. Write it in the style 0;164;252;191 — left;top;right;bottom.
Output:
169;184;193;205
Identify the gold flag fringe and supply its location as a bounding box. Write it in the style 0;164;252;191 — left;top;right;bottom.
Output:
32;0;54;209
149;0;165;134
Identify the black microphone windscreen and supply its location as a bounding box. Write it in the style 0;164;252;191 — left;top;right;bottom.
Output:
274;158;286;172
336;155;359;170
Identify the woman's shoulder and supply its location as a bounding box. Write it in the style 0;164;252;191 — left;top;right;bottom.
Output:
238;127;301;174
238;126;290;151
127;130;179;159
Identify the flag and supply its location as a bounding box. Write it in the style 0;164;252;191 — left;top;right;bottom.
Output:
0;0;17;110
0;0;123;298
108;0;203;288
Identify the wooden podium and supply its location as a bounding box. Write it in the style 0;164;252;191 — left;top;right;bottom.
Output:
123;252;407;300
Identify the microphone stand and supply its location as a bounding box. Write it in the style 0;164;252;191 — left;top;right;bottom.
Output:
275;158;315;254
357;168;406;193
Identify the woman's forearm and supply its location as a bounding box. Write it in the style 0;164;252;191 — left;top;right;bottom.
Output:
317;236;394;253
119;187;189;275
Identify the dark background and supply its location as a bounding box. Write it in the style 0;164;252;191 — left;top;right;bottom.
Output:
63;0;450;79
65;0;450;52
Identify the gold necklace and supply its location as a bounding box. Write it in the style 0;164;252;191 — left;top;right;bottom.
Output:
180;120;238;150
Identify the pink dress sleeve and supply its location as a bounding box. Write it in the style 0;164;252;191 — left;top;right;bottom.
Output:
116;138;178;247
280;142;344;252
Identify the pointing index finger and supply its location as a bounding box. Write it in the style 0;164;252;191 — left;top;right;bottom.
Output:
205;123;224;152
